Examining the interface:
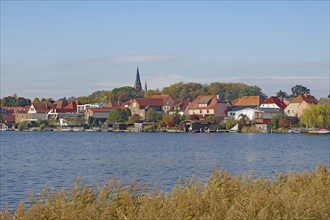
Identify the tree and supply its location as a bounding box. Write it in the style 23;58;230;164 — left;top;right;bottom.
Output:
144;89;161;98
238;86;263;98
225;118;237;130
276;90;289;98
300;104;330;129
107;108;130;122
145;108;160;123
271;114;286;130
127;114;142;124
33;98;41;104
206;115;216;124
291;85;310;97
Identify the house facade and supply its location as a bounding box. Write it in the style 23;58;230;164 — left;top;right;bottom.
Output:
85;108;113;122
187;95;228;122
149;95;175;114
129;98;163;120
284;94;318;118
260;96;287;111
168;100;190;116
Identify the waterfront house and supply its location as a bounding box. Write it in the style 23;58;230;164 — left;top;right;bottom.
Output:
260;96;287;111
85;108;113;122
28;102;55;120
226;105;257;119
187;95;228;122
168;99;190;116
284;94;319;118
2;115;15;128
180;120;212;132
14;106;32;123
233;107;262;122
149;95;175;114
129;98;163;120
255;108;283;125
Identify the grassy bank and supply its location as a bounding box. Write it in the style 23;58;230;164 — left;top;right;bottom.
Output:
1;165;329;220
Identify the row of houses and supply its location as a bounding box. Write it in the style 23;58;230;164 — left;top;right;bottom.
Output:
0;93;325;129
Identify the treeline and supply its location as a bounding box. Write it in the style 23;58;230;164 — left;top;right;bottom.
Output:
0;94;31;107
75;82;265;104
0;82;319;107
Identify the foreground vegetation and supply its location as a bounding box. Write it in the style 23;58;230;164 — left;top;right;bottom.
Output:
1;165;329;220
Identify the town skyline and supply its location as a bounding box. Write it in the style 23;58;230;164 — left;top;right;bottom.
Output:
1;1;329;99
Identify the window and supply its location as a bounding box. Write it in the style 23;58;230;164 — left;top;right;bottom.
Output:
200;110;202;114
287;110;290;113
133;102;137;108
207;110;209;114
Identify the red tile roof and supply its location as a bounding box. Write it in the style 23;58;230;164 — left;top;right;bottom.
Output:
232;96;264;106
64;100;81;112
262;96;287;110
2;115;15;122
149;95;173;105
291;94;318;104
188;95;219;110
134;98;164;108
54;99;68;109
170;100;190;112
32;102;56;113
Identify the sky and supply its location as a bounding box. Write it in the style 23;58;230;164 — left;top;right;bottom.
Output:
1;1;329;100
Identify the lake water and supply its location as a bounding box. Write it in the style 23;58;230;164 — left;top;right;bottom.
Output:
0;132;329;210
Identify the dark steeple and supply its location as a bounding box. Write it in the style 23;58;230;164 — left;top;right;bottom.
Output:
145;81;148;91
134;67;142;92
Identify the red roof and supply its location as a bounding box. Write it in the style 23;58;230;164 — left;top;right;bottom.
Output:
54;99;68;109
291;94;318;104
32;102;55;113
134;98;164;107
262;96;287;110
2;115;15;122
233;96;264;106
64;100;81;112
170;100;190;112
149;95;173;105
188;95;220;110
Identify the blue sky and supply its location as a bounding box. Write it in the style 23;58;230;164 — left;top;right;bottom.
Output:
1;1;329;99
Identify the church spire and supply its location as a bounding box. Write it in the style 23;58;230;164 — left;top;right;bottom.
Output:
134;67;142;92
145;81;148;91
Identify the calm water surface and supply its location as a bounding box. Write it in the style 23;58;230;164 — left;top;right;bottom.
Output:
0;132;329;209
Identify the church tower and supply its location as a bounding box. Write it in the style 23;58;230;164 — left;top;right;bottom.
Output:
134;67;142;92
145;81;148;91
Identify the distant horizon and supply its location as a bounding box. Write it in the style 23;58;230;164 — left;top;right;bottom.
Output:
1;1;329;99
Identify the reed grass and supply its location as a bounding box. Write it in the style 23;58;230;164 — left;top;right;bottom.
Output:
1;164;329;220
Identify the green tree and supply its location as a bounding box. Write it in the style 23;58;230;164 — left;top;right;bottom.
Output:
276;90;289;98
300;104;330;129
144;89;161;98
239;86;263;97
206;115;216;124
291;85;310;97
127;114;142;124
33;98;41;104
225;118;237;130
271;114;286;130
145;108;160;123
108;108;130;122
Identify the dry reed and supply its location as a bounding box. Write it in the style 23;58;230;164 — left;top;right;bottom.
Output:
1;164;329;220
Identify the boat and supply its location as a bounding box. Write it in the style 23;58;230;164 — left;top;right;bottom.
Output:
308;128;330;134
288;129;301;134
